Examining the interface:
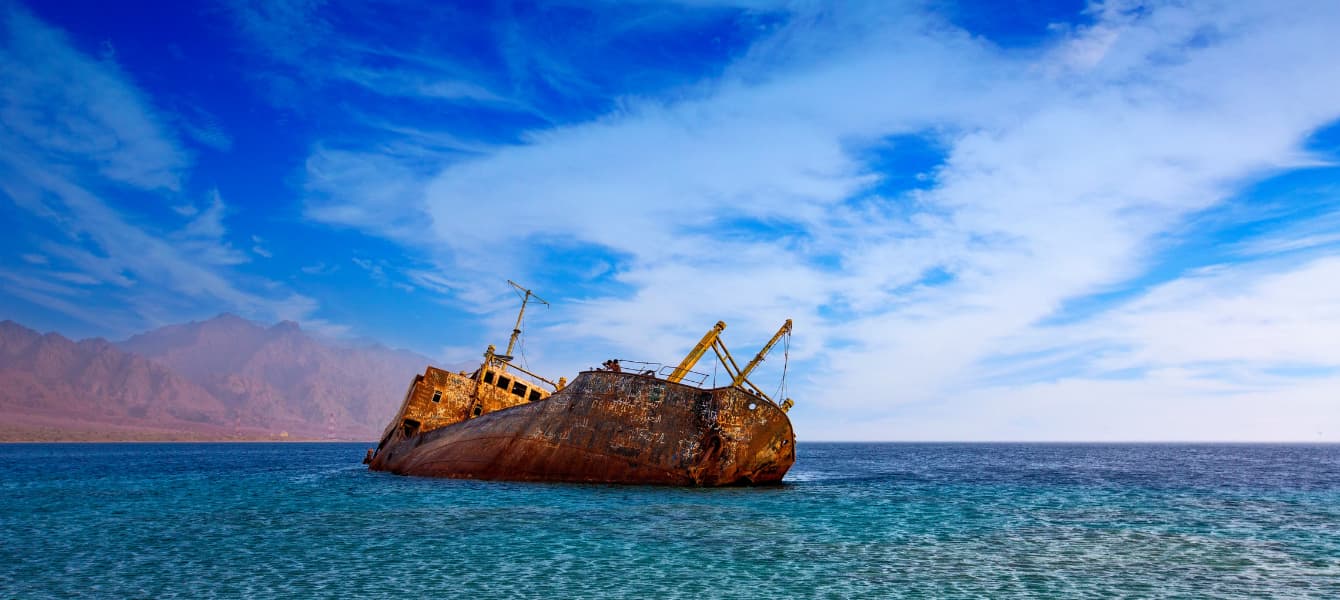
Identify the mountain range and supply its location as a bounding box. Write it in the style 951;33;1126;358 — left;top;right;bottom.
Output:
0;315;451;441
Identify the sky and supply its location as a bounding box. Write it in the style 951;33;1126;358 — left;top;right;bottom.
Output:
2;0;1339;441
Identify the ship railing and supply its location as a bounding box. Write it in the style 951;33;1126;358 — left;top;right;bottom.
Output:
607;359;777;403
597;358;711;386
598;359;714;387
598;359;657;376
656;365;710;386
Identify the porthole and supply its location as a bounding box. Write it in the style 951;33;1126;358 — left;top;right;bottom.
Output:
747;402;757;411
472;405;483;417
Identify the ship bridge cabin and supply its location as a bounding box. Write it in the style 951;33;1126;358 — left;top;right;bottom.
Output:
379;361;558;450
478;366;550;404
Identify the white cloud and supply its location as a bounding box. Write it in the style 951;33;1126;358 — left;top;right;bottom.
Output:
1092;256;1340;370
174;103;234;152
0;3;188;190
832;370;1340;442
48;271;102;286
300;262;339;275
333;66;510;104
302;145;434;240
226;0;527;115
3;166;310;331
0;4;324;337
170;189;249;266
351;256;410;291
312;0;1340;439
1233;207;1340;257
250;235;273;258
850;251;1340;441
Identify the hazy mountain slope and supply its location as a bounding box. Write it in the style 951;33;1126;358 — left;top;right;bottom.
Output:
120;314;440;439
0;320;238;439
0;316;450;441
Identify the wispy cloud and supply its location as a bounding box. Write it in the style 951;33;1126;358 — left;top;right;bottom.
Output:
250;235;273;258
225;0;527;112
299;262;339;275
0;3;324;337
301;1;1340;439
7;0;1336;440
1233;207;1340;257
301;145;435;240
0;3;188;190
172;102;234;152
1082;256;1340;372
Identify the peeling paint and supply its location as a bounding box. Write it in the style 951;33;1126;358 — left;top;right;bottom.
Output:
367;369;795;486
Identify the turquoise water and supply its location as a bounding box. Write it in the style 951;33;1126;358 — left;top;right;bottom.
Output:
2;443;1337;598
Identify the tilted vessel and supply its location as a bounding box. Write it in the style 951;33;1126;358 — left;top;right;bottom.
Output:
365;281;796;485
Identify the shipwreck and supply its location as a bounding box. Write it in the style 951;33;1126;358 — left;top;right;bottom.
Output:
365;281;796;485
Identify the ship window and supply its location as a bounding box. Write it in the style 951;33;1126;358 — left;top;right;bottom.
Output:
511;381;527;398
528;390;542;402
401;419;420;438
483;371;495;384
472;405;483;417
431;390;442;403
497;376;511;390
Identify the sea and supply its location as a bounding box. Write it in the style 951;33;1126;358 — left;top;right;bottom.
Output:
1;443;1337;598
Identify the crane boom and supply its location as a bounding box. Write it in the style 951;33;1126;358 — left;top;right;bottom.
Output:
667;321;726;383
500;280;548;373
709;340;740;380
731;319;792;386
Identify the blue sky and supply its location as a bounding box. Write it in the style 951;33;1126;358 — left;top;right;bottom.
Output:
3;0;1339;440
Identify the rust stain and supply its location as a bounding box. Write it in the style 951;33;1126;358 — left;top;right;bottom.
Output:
368;369;794;485
380;361;547;443
364;285;796;486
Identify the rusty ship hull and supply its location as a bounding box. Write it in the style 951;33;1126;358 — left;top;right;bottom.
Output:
367;369;795;485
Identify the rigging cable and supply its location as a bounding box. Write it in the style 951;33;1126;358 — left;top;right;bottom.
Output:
519;334;529;372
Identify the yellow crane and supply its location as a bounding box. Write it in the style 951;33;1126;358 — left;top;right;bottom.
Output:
666;321;726;383
732;319;792;387
667;319;794;411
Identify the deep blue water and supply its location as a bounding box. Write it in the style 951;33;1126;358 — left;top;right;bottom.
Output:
1;443;1337;598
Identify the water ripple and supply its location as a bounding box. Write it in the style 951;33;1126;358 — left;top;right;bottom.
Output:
1;442;1337;598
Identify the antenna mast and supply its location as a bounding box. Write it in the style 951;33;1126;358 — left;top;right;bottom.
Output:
501;280;548;371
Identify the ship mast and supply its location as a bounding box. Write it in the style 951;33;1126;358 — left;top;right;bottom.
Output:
499;280;548;373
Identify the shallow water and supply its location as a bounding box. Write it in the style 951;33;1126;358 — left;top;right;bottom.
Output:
2;443;1337;598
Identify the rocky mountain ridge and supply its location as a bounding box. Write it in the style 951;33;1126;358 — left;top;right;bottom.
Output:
0;315;446;441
